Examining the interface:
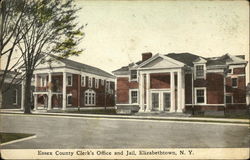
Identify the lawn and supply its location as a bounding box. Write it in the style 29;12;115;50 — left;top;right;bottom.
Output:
0;132;35;144
48;109;117;115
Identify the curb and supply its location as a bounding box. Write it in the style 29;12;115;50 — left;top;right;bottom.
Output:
0;110;249;124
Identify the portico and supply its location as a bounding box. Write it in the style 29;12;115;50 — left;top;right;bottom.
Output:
138;68;185;113
31;70;67;110
136;54;186;113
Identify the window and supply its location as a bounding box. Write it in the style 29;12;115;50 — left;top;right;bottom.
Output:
40;76;47;87
130;90;138;104
88;77;92;88
81;76;85;87
67;94;72;105
105;81;110;92
84;89;96;106
195;88;206;104
12;89;18;105
232;78;237;88
67;75;72;86
95;78;99;88
228;69;232;74
195;65;205;79
226;95;233;104
101;79;104;86
130;70;137;80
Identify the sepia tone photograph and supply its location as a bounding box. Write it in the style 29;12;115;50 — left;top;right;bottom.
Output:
0;0;249;159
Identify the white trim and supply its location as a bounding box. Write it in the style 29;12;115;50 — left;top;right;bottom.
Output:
227;74;245;77
137;54;185;69
101;79;105;85
226;94;233;104
129;89;139;104
116;104;139;106
81;75;86;87
12;89;18;105
129;70;138;82
95;78;99;88
194;64;206;80
206;69;224;73
116;75;130;78
88;77;92;88
67;94;72;106
33;92;48;95
139;68;180;74
231;77;238;88
40;75;47;87
66;74;73;86
84;89;96;106
194;87;207;105
185;104;224;106
34;67;115;82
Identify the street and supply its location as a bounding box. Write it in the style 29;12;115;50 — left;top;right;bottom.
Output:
0;114;249;149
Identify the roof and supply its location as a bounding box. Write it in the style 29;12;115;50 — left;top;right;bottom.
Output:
165;52;203;67
113;52;247;74
52;56;115;79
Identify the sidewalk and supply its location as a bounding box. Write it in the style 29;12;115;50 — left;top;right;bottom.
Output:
0;109;249;124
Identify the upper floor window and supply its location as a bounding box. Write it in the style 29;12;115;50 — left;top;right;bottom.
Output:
12;89;18;105
105;81;110;93
88;77;92;88
81;76;85;87
195;88;206;104
232;78;237;88
67;75;72;86
101;79;104;86
130;70;137;80
95;78;99;88
195;65;205;79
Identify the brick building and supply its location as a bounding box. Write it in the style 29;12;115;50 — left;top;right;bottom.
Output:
0;70;22;109
113;52;248;113
22;56;115;110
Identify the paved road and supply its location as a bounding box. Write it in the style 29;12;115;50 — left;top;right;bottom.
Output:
0;114;249;149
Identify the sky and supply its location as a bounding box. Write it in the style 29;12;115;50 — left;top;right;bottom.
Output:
68;0;249;82
1;0;249;82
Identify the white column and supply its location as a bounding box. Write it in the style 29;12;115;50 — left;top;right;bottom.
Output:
182;70;185;110
47;72;52;110
170;71;175;112
177;70;182;112
21;78;25;110
34;94;37;110
139;72;144;112
62;72;67;110
145;73;151;112
33;74;38;110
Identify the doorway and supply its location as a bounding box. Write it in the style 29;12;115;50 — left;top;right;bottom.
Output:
151;91;171;111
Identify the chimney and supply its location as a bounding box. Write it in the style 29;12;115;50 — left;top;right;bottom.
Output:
142;52;152;61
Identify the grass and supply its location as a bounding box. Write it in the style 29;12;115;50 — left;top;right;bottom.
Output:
0;132;35;144
192;113;250;119
48;109;117;115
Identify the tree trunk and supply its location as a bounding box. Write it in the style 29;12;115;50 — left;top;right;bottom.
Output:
24;72;32;114
0;89;3;109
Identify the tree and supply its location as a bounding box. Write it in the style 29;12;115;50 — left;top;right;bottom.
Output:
0;0;29;108
15;0;84;113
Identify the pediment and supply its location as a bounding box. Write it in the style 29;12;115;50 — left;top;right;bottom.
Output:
193;57;207;64
140;56;184;69
36;58;65;69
